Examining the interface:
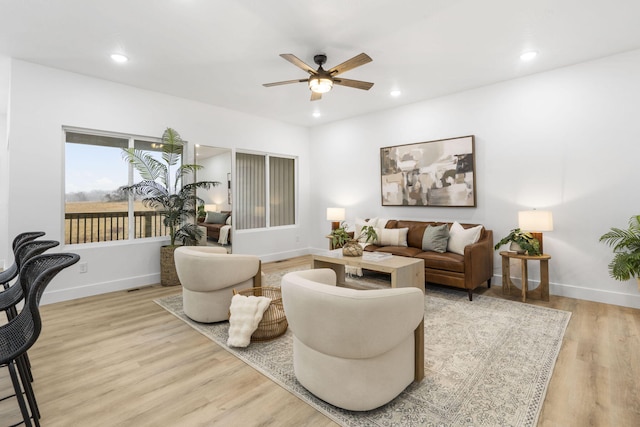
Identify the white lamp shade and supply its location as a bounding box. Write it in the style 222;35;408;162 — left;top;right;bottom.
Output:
205;204;217;212
326;207;345;222
518;210;553;232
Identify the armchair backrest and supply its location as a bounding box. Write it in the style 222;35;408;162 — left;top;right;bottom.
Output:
281;269;424;359
175;246;260;291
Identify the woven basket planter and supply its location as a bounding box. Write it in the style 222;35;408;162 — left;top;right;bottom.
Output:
160;245;181;286
342;240;363;257
232;287;288;341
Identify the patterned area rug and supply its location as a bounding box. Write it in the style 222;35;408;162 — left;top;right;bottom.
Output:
155;267;571;426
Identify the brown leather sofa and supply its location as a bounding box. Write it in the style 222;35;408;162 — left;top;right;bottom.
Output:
197;211;231;243
363;220;493;300
198;222;230;242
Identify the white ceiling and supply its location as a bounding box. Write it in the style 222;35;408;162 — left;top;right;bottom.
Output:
1;0;640;128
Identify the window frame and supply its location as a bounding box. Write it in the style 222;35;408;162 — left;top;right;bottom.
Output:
234;149;298;232
63;126;179;247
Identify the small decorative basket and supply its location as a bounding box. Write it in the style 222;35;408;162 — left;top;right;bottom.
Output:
342;240;363;257
232;287;288;341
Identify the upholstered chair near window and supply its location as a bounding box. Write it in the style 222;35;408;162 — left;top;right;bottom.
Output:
281;269;425;411
174;247;262;323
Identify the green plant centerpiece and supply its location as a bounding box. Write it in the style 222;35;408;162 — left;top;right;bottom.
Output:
599;215;640;289
330;222;378;257
197;203;207;223
121;127;220;285
494;228;541;256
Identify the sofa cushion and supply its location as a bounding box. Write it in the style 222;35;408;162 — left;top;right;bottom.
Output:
395;220;438;249
447;222;483;255
414;251;465;273
205;211;230;224
375;227;409;246
421;224;450;253
372;245;424;257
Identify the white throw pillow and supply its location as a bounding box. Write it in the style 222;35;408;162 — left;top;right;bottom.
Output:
447;222;483;255
376;218;390;228
355;217;378;238
375;227;409;247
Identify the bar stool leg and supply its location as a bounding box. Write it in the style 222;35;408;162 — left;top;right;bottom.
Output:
8;361;33;427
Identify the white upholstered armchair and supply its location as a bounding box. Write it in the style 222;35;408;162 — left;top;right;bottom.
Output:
174;246;262;323
281;268;425;411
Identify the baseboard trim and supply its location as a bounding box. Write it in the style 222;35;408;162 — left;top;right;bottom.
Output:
40;253;640;310
492;274;640;309
41;273;161;305
259;248;310;263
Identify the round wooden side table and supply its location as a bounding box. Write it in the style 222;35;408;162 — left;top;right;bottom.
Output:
499;251;551;302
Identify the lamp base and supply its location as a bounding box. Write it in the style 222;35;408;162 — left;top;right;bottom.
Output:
331;221;341;231
531;232;544;254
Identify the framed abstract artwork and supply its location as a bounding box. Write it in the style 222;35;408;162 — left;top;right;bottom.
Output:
380;135;476;207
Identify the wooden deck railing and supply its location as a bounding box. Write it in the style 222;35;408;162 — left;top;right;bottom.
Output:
64;211;169;244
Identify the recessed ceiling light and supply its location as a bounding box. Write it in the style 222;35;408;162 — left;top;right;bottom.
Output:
312;111;321;118
390;90;402;97
520;51;538;61
110;53;129;63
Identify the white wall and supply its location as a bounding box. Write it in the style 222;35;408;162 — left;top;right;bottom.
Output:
5;60;311;304
0;56;10;266
197;151;232;212
309;49;640;309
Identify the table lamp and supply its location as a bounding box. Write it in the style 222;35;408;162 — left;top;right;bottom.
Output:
518;210;553;254
205;204;217;212
326;207;345;231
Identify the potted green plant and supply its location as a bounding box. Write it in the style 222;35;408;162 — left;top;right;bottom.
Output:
121;127;219;285
494;228;541;256
599;215;640;290
330;222;378;257
330;222;351;249
197;204;207;223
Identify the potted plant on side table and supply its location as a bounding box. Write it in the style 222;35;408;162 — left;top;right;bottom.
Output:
600;214;640;290
494;228;541;256
121;127;220;286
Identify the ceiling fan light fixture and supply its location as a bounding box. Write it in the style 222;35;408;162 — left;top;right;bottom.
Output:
309;76;333;93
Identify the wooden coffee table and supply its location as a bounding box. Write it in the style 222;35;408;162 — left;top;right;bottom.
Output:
311;251;425;292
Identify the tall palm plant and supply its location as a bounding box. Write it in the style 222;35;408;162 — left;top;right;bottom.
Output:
121;128;219;246
599;215;640;282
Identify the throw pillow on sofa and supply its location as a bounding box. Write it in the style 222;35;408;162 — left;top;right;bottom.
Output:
447;222;483;255
205;211;230;224
422;224;450;253
375;227;409;247
355;217;378;239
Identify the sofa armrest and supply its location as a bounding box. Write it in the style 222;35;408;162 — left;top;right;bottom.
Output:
463;229;494;288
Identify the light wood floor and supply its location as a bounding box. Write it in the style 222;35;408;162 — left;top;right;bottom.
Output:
1;255;639;426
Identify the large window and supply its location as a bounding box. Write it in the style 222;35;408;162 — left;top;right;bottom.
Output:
235;152;296;230
64;129;173;245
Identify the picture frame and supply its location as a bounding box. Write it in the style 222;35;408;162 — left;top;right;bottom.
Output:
380;135;476;207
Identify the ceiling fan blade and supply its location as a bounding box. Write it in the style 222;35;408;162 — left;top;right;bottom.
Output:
263;79;308;87
280;54;318;75
327;53;372;76
310;91;322;101
333;78;374;90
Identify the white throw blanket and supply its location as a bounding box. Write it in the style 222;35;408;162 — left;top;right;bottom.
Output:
227;294;271;347
218;225;232;245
